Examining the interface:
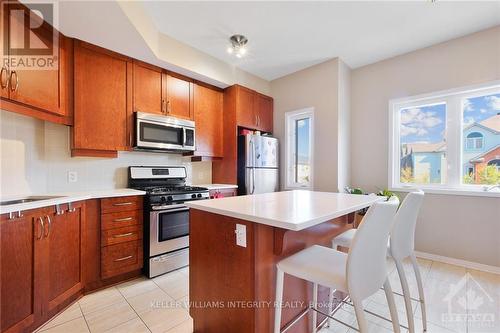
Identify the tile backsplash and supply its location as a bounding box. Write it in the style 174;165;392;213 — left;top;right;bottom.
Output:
0;110;212;198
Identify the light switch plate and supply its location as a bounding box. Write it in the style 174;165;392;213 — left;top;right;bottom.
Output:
235;224;247;247
67;171;78;183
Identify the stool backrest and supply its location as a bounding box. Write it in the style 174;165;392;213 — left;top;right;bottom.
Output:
346;198;399;300
389;190;425;260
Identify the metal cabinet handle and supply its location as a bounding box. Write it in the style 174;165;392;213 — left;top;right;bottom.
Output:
161;99;166;113
44;215;51;238
113;217;133;222
166;100;170;114
114;255;133;262
113;232;135;238
9;70;18;92
67;202;76;213
0;66;8;89
112;202;133;206
37;217;45;240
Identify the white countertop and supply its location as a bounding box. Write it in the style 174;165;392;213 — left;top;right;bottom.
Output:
186;190;384;231
194;184;238;190
0;189;146;214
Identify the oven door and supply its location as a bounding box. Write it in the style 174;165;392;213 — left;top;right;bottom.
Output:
150;207;190;257
137;118;184;150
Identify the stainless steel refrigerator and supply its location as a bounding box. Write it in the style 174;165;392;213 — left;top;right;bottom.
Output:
237;134;279;195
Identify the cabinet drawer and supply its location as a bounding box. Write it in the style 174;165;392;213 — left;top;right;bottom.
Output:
100;196;143;214
101;225;142;246
101;241;143;279
101;210;143;231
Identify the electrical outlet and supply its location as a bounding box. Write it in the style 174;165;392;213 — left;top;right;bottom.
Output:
235;224;247;247
67;171;78;183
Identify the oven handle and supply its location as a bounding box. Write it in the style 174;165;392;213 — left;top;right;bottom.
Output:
151;207;189;213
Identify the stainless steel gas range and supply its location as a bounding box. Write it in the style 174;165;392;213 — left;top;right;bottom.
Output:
128;166;209;278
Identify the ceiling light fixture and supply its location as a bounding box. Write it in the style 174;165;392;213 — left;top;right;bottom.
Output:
227;34;248;58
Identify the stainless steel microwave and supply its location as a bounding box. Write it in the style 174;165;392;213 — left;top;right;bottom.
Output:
135;112;195;152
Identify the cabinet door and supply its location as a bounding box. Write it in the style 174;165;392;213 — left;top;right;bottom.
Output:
44;205;83;314
194;84;223;157
236;86;257;129
0;212;43;332
133;62;164;115
73;42;131;155
166;73;193;120
254;94;273;133
6;4;69;117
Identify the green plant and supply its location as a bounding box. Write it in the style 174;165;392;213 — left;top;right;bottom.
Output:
344;186;364;195
376;189;399;201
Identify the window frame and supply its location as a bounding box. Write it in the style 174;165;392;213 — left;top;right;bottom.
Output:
388;81;500;197
285;108;314;190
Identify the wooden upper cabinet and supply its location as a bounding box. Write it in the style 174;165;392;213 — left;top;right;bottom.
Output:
133;61;164;115
254;93;273;133
234;85;273;132
165;73;193;120
236;85;256;129
0;2;72;124
72;41;132;158
193;84;223;157
1;210;44;333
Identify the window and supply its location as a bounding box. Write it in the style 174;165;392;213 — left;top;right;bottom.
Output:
466;132;484;150
285;108;314;189
389;81;500;195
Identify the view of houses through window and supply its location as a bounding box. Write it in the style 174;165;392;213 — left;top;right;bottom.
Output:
392;84;500;190
286;108;313;188
399;103;447;184
462;93;500;185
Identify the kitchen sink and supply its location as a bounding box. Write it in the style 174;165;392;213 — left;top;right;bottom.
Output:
0;196;66;206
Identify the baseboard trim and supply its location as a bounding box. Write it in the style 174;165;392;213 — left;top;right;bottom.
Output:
415;251;500;275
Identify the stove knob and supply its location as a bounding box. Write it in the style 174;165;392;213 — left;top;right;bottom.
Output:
191;194;197;199
160;196;166;203
197;193;202;198
167;196;173;201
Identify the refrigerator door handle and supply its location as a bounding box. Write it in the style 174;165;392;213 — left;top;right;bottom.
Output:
250;138;256;194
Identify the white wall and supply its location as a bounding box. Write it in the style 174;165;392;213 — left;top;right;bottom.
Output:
56;0;271;95
0;110;212;198
337;59;351;191
271;58;340;192
350;26;500;267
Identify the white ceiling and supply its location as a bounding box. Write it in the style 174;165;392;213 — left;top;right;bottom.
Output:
141;1;500;81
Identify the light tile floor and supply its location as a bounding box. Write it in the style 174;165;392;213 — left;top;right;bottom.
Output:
36;259;499;333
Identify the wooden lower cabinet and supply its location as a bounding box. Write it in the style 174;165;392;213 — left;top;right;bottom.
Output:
0;210;43;333
44;204;84;315
0;203;83;333
0;196;145;333
100;196;144;280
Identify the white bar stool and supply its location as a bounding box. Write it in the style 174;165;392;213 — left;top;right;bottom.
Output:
332;191;426;333
274;199;400;333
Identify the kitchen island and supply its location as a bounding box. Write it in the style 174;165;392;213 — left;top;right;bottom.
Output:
186;190;383;333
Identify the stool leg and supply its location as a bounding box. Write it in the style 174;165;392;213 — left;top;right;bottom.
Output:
383;279;401;333
352;297;368;333
274;268;284;333
328;288;334;327
395;259;415;333
410;254;427;331
312;283;318;333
